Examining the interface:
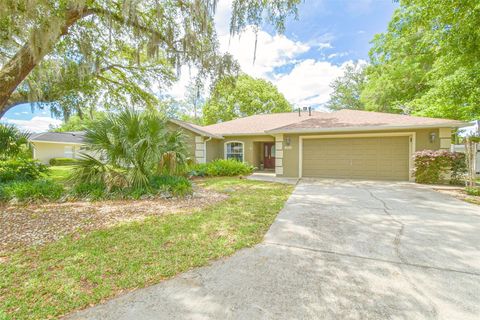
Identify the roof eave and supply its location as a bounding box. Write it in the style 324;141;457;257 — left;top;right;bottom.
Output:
29;140;84;145
266;122;470;134
168;119;223;139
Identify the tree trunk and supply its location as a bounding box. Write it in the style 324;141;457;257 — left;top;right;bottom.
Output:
465;137;477;187
0;7;91;118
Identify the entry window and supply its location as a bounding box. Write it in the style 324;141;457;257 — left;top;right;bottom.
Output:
64;146;74;158
225;142;243;162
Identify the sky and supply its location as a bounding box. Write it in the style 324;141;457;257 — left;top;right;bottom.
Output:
2;0;397;132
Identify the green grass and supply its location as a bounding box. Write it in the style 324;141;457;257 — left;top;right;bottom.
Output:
46;165;75;183
0;177;293;319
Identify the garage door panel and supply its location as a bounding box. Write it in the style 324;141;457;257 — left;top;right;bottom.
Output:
302;136;410;181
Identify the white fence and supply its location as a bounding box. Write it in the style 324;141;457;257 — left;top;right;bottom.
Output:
451;144;480;175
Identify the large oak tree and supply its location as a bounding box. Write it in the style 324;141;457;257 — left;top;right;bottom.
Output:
0;0;300;119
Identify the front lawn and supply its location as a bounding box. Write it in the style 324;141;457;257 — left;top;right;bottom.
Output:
0;177;293;319
47;165;75;183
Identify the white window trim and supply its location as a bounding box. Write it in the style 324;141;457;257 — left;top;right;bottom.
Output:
224;141;245;162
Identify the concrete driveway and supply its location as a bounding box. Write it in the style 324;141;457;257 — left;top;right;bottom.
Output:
68;179;480;319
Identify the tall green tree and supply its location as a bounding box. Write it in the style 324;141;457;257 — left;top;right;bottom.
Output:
0;0;300;119
362;0;480;120
51;110;106;132
327;62;367;111
203;74;292;124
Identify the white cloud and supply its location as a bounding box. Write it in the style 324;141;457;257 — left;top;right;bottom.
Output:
161;1;349;110
219;26;310;78
274;59;349;107
3;116;62;132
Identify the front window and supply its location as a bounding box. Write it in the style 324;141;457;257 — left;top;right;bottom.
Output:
64;146;74;158
225;142;243;162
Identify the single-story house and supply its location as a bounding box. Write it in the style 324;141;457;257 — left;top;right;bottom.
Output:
30;109;468;181
30;131;86;164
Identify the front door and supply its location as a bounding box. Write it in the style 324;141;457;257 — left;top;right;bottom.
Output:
264;142;276;169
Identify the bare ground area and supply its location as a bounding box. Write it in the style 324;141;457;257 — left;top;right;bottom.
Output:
434;187;480;205
0;187;228;255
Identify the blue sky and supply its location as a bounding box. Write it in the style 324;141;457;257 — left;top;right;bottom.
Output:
3;0;397;132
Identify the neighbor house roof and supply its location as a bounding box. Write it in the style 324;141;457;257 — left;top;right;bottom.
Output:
199;110;468;136
30;131;86;144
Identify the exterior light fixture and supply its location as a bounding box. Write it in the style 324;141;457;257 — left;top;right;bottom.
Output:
285;136;291;146
429;132;437;143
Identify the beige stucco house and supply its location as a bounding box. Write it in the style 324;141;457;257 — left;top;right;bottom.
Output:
31;110;468;181
30;131;86;164
175;109;467;181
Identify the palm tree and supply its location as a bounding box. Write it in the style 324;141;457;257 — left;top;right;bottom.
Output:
73;109;189;189
0;123;31;159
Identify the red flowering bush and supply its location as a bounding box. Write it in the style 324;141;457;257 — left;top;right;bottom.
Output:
413;150;466;184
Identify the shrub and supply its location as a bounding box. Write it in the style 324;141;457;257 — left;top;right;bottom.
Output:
49;157;79;166
0;158;48;183
0;179;64;202
150;175;193;196
413;150;467;184
465;187;480;196
191;159;254;177
69;176;192;200
70;182;106;200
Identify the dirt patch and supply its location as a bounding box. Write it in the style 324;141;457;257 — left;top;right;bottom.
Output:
434;188;480;205
0;187;228;254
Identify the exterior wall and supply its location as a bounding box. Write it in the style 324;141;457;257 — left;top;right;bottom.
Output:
167;122;196;161
279;128;449;178
220;135;275;167
32;142;83;164
206;139;223;162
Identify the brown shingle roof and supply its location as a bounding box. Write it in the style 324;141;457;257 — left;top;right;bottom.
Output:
202;112;326;135
268;110;467;133
199;110;467;136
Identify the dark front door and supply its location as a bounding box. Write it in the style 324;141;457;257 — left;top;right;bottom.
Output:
264;142;276;169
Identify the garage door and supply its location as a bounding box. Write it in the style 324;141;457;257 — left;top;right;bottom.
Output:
302;136;410;180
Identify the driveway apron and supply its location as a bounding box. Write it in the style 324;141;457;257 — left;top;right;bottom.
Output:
67;179;480;320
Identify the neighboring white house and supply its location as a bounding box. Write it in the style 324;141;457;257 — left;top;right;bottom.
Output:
30;131;86;164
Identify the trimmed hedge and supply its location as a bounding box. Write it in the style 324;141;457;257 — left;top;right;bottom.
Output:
413;150;466;184
49;157;80;166
191;159;255;177
0;159;48;183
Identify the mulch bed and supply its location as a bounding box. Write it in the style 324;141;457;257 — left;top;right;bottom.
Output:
0;187;228;255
